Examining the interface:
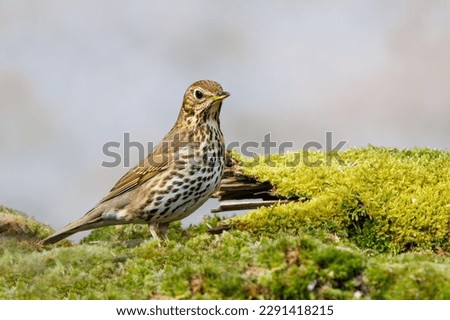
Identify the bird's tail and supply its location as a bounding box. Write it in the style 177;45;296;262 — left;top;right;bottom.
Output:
41;207;121;245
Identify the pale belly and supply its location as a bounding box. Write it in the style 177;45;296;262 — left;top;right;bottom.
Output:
142;159;224;224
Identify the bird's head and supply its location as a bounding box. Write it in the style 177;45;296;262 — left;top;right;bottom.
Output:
177;80;229;126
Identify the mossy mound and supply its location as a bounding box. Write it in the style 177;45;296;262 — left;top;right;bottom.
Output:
1;147;449;299
0;206;53;242
231;146;450;253
1;215;450;299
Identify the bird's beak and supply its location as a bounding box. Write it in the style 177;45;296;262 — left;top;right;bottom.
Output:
211;91;230;102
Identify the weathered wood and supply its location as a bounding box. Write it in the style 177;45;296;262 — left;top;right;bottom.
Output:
211;151;298;214
211;200;292;213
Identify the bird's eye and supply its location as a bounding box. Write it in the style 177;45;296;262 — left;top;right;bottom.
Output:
194;89;204;100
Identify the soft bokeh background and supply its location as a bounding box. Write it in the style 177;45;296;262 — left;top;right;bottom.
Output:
1;1;449;240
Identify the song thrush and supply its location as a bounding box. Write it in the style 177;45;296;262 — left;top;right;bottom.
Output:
42;80;229;244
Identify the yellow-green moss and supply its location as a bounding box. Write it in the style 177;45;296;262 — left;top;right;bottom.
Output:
231;146;450;253
1;147;449;299
366;253;450;299
1;211;450;299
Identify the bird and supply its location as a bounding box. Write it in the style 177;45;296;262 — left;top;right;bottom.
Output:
42;80;229;244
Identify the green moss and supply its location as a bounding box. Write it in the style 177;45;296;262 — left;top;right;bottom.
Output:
0;147;449;299
232;147;450;253
1;217;450;299
366;254;450;299
0;206;53;242
0;244;117;299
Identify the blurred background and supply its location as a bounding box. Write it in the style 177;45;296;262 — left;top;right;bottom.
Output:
1;1;449;239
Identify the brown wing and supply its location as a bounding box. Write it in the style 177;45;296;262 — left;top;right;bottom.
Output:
99;143;172;204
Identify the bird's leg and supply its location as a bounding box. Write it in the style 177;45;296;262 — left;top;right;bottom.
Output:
148;222;170;241
148;223;160;240
158;222;170;241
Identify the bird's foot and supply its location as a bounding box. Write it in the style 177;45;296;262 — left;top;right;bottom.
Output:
148;222;170;243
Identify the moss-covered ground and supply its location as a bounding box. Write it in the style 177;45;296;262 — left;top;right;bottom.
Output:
1;147;449;299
